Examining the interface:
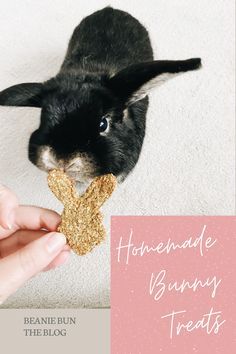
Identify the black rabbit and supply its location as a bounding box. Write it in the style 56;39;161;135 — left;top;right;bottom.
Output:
0;7;201;184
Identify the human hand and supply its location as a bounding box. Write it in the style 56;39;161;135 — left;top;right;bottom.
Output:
0;184;70;304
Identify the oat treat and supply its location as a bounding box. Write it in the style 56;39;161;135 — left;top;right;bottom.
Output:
48;169;117;255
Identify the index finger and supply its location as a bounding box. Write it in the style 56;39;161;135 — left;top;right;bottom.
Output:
0;205;61;240
14;205;61;231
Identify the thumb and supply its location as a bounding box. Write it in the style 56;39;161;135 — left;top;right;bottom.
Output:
0;232;66;304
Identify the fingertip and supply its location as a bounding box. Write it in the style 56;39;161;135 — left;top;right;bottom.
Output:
43;250;71;272
46;232;67;253
45;211;61;231
54;250;70;266
0;186;18;230
63;244;71;251
0;219;11;230
0;210;16;230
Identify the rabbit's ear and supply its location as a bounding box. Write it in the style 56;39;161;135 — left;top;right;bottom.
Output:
48;170;77;204
83;174;117;208
107;58;201;105
0;83;44;107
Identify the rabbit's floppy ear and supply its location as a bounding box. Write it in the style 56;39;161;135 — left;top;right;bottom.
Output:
107;58;201;105
0;82;44;107
83;174;117;208
48;170;77;204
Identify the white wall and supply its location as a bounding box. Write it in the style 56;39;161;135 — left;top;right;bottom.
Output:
0;0;234;308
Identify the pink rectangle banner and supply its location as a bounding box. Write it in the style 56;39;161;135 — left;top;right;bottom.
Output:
111;216;236;354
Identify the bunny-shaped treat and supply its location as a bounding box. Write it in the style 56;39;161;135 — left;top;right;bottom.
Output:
48;169;117;255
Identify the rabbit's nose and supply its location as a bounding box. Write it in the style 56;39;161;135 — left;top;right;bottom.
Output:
65;159;84;179
66;158;83;172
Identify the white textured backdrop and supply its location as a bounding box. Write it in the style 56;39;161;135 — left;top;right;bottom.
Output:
0;0;234;308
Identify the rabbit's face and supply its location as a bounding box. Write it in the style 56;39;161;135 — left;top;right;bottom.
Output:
0;58;201;184
28;75;129;184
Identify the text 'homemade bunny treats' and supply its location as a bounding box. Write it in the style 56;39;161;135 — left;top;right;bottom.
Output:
47;169;117;255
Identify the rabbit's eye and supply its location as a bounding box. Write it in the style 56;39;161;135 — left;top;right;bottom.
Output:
99;117;109;133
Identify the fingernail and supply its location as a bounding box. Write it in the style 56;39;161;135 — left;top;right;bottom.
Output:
6;222;12;230
0;220;12;230
46;233;67;253
5;211;15;230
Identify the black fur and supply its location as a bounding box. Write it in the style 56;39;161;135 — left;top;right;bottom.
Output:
0;7;201;182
